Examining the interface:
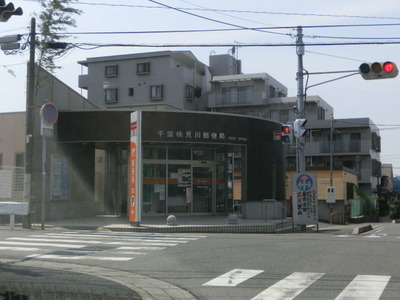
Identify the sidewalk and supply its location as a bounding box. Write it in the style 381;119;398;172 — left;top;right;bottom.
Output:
2;214;384;234
39;214;295;233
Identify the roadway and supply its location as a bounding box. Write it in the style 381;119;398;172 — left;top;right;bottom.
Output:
0;222;399;299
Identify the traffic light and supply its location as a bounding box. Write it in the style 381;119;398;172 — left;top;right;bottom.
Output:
359;61;398;80
0;1;23;22
293;118;307;138
0;34;21;50
281;124;293;144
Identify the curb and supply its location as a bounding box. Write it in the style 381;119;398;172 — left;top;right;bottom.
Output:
352;224;373;234
103;222;294;234
3;259;197;300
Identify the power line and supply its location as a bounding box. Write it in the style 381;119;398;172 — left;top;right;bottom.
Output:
26;1;400;21
57;22;400;37
146;0;289;36
305;50;365;63
176;0;273;26
72;40;400;49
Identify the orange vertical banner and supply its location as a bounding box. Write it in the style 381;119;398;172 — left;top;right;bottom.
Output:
129;111;142;224
129;141;137;222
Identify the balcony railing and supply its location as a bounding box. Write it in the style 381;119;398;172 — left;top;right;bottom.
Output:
320;141;361;153
208;90;266;107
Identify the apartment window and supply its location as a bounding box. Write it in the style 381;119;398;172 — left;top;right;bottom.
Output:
270;109;290;123
348;133;361;152
104;88;118;103
221;86;253;105
150;85;163;100
372;132;381;152
137;62;150;74
186;85;194;100
105;65;118;77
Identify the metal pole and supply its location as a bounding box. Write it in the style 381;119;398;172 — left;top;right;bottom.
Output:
23;17;36;229
41;135;46;230
330;114;334;187
296;26;306;173
329;114;334;214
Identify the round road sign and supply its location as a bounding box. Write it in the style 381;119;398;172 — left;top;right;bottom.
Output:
40;103;58;125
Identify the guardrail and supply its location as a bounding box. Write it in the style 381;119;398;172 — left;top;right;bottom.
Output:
0;202;29;229
262;199;288;230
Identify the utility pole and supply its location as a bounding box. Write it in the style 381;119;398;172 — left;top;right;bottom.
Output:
296;26;306;173
23;17;35;228
330;114;334;187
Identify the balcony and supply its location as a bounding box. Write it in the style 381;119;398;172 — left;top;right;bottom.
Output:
208;90;266;108
78;74;88;89
320;140;361;154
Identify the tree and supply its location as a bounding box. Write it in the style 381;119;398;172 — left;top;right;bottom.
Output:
37;0;81;73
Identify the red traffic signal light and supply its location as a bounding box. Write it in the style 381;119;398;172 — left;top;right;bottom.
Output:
0;1;23;22
359;61;398;80
282;125;291;134
383;62;395;73
281;124;293;144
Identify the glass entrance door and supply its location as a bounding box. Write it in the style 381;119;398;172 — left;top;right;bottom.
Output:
192;166;214;213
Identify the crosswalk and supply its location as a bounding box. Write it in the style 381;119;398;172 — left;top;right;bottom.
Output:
0;231;206;262
203;269;392;300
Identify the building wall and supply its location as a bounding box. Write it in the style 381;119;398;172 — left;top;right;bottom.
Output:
300;118;381;195
79;51;211;110
285;169;358;202
209;54;241;76
286;169;358;223
0;112;25;167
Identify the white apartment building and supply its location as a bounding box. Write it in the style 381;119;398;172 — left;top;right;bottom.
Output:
78;50;211;111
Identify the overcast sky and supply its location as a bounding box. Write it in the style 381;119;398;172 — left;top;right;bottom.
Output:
1;0;400;174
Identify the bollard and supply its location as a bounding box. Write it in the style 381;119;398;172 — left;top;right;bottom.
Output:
167;215;177;226
228;214;238;225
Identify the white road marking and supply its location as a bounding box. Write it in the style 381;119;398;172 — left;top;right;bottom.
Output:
250;272;324;300
7;237;102;244
335;275;391;300
117;246;166;251
26;254;133;261
0;246;40;251
364;235;382;239
2;232;204;261
203;269;264;287
0;241;85;248
107;241;178;246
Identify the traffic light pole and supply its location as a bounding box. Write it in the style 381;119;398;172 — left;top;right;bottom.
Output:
296;26;306;173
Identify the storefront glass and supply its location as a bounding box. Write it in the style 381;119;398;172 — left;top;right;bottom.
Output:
143;164;166;213
193;166;213;213
168;164;191;213
142;144;246;215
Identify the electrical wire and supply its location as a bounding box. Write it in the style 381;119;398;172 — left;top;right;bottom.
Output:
70;40;400;49
176;0;273;26
24;1;400;21
146;0;290;36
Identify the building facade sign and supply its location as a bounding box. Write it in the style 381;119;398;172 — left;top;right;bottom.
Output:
141;112;249;144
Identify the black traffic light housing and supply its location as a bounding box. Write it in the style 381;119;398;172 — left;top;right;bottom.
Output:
281;124;293;144
359;62;398;80
0;0;23;22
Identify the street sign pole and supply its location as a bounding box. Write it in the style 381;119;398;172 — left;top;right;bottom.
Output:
296;26;306;173
40;103;58;230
